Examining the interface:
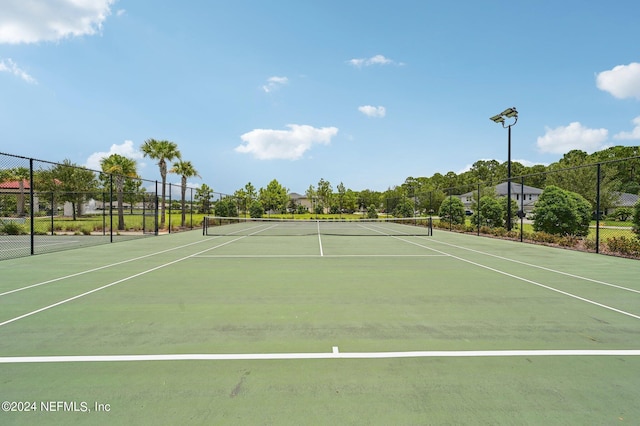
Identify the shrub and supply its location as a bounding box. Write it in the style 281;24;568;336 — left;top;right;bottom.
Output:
605;236;640;257
0;220;27;235
470;196;503;228
249;201;264;218
438;197;465;225
533;186;591;236
613;207;633;222
366;204;379;219
633;199;640;239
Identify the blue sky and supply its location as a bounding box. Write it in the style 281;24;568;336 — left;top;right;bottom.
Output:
1;1;640;195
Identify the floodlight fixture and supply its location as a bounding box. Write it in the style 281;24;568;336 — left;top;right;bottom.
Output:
501;107;518;119
490;106;518;231
490;114;505;124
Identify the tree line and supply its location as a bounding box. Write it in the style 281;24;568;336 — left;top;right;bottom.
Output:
3;144;639;231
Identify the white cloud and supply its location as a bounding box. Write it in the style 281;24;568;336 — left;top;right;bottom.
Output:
614;116;640;140
358;105;386;118
347;54;403;67
596;62;640;100
0;58;36;83
536;122;608;154
85;140;144;171
0;0;115;44
262;76;288;93
235;124;339;160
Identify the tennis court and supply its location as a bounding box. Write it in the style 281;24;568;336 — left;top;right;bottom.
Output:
1;219;639;424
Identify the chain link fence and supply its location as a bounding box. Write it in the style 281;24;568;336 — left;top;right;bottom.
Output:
0;152;230;260
423;157;640;258
2;152;640;260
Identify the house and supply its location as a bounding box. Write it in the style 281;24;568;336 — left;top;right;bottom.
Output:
458;182;543;214
288;193;312;211
606;192;639;215
0;179;40;215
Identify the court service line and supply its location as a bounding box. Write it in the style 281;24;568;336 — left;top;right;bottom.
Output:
0;222;273;298
424;237;640;295
192;254;448;258
0;238;217;298
0;235;251;328
361;224;640;321
1;349;639;363
317;220;324;257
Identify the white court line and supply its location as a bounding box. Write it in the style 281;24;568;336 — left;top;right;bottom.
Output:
0;236;251;328
1;349;639;363
360;224;640;321
0;238;216;297
192;254;448;258
0;224;282;328
1;222;274;298
425;237;640;295
317;220;324;257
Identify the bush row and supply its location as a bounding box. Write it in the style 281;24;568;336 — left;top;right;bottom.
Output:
434;219;640;259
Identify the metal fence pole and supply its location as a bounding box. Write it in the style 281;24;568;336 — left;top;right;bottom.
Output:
29;159;35;255
595;163;601;254
109;175;113;243
476;183;481;236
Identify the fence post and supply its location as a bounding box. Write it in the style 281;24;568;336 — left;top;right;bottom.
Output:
155;181;159;235
520;177;524;242
476;183;481;236
109;175;113;243
102;191;106;236
190;187;194;229
595;163;601;254
29;159;35;255
50;192;54;236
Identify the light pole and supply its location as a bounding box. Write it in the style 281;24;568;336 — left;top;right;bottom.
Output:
490;107;518;231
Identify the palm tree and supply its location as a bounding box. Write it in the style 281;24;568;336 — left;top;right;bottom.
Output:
169;160;201;227
100;154;138;231
140;139;181;229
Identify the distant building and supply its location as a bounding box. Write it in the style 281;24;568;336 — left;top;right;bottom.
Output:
288;193;312;211
458;182;543;214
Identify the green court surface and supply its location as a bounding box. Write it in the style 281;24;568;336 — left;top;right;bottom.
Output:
0;223;639;425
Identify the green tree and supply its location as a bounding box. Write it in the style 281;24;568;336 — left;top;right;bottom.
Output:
342;188;358;213
195;184;214;214
316;178;332;213
305;185;317;213
249;200;264;218
259;179;288;214
500;196;519;230
438;196;465;225
101;154;138;231
357;189;381;213
49;160;98;220
394;197;414;218
471;196;503;228
532;186;591;236
140;139;181;228
0;167;30;216
366;204;378;219
169;160;200;227
214;197;238;217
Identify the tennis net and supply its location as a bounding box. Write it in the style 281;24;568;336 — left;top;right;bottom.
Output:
203;216;433;237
